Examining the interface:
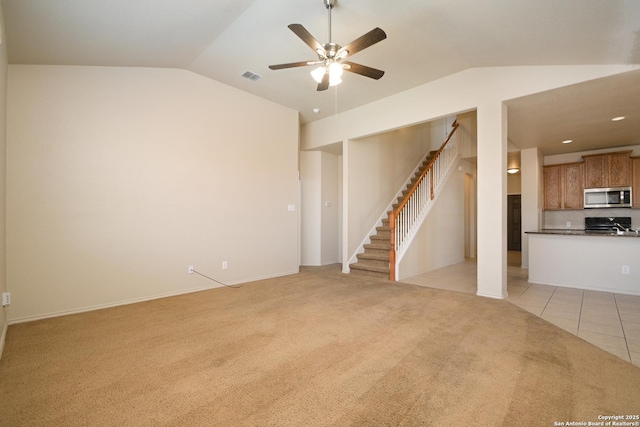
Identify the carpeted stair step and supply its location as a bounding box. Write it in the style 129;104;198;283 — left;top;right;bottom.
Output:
349;262;389;279
363;243;390;257
370;234;390;244
375;226;391;239
356;252;389;268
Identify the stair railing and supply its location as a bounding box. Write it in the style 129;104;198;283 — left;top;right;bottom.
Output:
389;121;460;280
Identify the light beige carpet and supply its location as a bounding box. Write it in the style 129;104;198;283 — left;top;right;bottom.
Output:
1;265;639;426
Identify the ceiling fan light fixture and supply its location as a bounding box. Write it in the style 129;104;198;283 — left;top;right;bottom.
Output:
311;66;326;83
311;62;344;86
329;62;343;86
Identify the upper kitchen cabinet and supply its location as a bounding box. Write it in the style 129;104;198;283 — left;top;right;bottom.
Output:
563;163;584;209
633;157;640;209
583;151;632;188
544;165;562;210
543;162;584;210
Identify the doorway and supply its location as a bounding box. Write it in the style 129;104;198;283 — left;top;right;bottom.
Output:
507;194;521;251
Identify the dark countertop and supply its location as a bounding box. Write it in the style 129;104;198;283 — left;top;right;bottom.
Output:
526;229;640;237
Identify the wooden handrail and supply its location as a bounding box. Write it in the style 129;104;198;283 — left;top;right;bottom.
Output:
392;121;459;215
389;121;459;280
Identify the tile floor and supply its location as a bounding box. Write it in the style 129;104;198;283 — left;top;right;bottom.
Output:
402;253;640;367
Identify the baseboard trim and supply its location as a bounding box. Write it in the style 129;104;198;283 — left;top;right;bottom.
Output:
525;279;640;297
8;269;300;325
0;318;8;362
476;291;507;300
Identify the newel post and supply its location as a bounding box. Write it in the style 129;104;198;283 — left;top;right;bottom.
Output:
389;210;396;281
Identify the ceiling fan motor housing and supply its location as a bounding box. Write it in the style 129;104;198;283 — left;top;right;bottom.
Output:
322;43;341;59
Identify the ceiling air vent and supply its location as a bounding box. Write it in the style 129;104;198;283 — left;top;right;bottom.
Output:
241;70;262;81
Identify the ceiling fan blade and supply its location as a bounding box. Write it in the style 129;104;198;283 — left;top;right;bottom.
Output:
343;61;385;80
288;24;324;53
269;61;315;70
317;71;330;91
337;27;387;58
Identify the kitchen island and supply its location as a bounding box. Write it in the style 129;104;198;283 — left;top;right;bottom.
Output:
526;230;640;296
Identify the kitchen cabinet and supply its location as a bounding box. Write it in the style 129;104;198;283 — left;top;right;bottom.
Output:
543;162;583;210
633;157;640;208
582;151;632;188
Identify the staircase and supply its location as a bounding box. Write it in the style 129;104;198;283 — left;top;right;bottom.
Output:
349;151;439;279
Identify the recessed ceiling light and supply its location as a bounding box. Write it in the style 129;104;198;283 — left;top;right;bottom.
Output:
507;168;519;174
313;108;321;114
562;139;573;144
611;116;625;121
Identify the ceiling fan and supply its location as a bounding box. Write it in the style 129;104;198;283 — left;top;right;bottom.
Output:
268;0;387;91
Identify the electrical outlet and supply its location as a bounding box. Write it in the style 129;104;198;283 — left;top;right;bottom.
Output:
566;221;571;228
2;292;10;307
222;261;228;270
622;265;630;275
188;265;194;274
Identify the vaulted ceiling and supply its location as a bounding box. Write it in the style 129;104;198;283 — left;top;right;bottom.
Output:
2;0;640;154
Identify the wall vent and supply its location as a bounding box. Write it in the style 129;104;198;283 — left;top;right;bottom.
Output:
241;70;262;81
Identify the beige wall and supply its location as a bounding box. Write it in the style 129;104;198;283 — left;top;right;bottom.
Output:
398;159;474;279
321;152;340;265
0;5;8;354
507;174;521;194
6;65;299;322
300;151;322;265
346;122;434;262
300;150;342;266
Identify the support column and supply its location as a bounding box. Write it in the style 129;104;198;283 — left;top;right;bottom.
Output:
342;139;350;273
476;102;508;299
520;148;543;269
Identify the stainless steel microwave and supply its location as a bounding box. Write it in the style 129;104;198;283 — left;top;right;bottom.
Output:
584;187;632;208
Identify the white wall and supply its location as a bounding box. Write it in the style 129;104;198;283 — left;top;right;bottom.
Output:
520;148;543;269
321;152;340;265
0;4;8;356
507;174;521;194
398;159;472;279
346;122;434;261
6;65;300;322
301;66;638;151
300;151;321;265
300;150;342;266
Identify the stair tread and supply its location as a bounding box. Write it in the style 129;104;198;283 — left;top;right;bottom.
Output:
357;252;389;261
350;263;389;273
370;235;389;241
363;243;389;250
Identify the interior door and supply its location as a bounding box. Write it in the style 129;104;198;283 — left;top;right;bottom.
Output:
507;195;521;251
